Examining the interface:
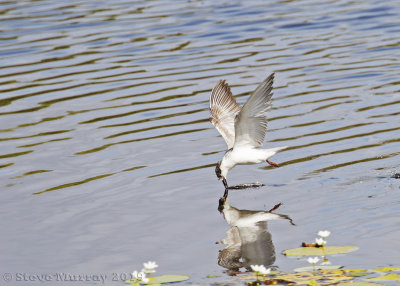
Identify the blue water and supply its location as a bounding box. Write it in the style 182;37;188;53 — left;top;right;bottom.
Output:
1;0;400;285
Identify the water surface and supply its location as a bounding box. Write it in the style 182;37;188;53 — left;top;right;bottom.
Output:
1;0;400;285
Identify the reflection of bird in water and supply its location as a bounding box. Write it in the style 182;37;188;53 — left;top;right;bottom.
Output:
217;197;294;273
209;73;287;192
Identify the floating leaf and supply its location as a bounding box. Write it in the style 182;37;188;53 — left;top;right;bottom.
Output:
373;267;400;272
275;271;353;285
294;265;341;272
230;271;280;281
366;273;400;282
337;282;384;286
320;269;368;277
229;268;388;286
283;246;358;256
340;269;368;273
308;279;318;286
125;281;159;286
125;275;189;286
345;271;369;277
144;275;190;284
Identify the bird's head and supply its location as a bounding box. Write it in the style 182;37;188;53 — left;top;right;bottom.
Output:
215;162;222;180
218;196;226;213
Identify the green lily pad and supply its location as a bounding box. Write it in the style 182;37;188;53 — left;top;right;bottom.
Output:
373;267;400;272
294;265;342;272
340;269;368;273
337;282;384;286
126;275;189;286
366;273;400;282
125;282;160;286
345;271;369;277
144;275;189;284
283;246;358;256
308;279;318;286
320;269;368;277
273;271;354;285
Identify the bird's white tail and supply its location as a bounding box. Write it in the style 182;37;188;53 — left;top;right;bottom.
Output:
264;146;288;159
269;146;288;153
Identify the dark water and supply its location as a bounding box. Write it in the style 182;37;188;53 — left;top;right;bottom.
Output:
1;0;400;285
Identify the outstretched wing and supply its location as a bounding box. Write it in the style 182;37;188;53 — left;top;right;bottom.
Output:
233;73;274;148
210;80;242;149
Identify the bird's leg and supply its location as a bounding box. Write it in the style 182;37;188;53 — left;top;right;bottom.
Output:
266;159;280;167
268;202;282;212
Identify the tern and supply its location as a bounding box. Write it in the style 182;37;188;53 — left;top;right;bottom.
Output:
217;199;294;271
209;73;287;192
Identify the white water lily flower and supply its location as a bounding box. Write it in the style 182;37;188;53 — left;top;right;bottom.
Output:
143;261;158;274
140;274;149;283
260;267;271;275
250;264;263;272
307;257;320;265
132;271;139;279
315;237;327;246
131;271;149;283
318;230;331;238
250;264;271;275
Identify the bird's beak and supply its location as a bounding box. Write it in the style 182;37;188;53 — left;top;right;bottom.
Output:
223;188;229;199
222;177;228;189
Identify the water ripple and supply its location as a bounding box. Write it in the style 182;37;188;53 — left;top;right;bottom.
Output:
1;0;399;188
1;0;400;281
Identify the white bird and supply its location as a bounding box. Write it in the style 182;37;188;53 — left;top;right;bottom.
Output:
217;199;294;271
209;73;287;191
